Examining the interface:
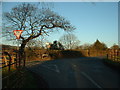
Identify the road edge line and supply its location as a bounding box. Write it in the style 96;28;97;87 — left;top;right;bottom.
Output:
81;72;102;88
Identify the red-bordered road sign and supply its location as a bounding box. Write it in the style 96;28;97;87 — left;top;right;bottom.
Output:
13;30;23;39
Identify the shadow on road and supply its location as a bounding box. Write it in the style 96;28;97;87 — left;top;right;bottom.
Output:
49;50;86;59
26;57;120;88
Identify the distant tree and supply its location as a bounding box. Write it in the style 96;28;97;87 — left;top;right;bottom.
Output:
77;43;91;50
59;33;80;50
58;42;64;50
50;41;64;50
50;41;58;50
3;3;75;65
110;44;119;49
1;44;17;50
91;39;108;50
26;39;45;50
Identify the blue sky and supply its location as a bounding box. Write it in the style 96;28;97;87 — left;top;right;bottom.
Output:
2;2;118;47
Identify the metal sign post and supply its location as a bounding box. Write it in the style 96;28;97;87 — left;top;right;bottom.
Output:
17;39;19;67
13;30;23;68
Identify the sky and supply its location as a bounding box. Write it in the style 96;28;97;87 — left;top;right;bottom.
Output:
1;1;119;48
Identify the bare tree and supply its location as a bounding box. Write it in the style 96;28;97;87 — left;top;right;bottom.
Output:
77;43;91;50
3;3;75;66
26;39;44;49
59;33;80;50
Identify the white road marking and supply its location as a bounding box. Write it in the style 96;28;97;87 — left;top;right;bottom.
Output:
40;64;60;73
26;62;43;67
54;65;60;73
81;72;102;88
73;64;77;67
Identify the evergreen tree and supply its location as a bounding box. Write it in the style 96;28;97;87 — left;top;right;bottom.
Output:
91;39;107;50
50;41;64;50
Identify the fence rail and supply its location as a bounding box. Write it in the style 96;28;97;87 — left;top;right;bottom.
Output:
1;51;26;88
107;49;120;62
1;49;120;88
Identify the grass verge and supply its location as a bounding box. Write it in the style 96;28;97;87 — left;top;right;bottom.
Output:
2;67;47;88
103;59;120;70
22;69;39;88
22;68;49;88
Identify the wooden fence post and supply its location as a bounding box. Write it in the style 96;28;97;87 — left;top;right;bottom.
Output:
115;49;117;61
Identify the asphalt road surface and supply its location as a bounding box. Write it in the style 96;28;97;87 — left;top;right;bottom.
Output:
26;57;120;88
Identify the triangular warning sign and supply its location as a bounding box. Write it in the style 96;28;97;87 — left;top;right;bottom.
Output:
13;30;23;39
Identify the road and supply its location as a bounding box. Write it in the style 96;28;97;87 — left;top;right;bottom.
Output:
26;57;120;88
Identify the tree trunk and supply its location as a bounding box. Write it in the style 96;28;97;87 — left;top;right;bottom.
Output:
19;40;27;67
